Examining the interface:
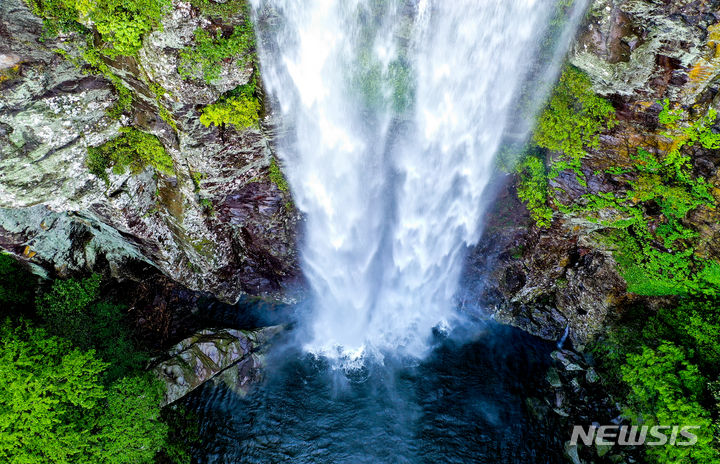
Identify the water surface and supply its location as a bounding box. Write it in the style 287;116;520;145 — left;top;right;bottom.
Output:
186;323;565;463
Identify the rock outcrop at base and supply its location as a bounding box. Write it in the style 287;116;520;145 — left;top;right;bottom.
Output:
154;325;281;405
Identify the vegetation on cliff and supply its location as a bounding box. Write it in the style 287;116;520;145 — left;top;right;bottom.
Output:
27;0;169;57
26;0;170;117
178;16;255;84
534;67;618;183
516;65;720;463
199;79;261;129
0;255;192;463
87;128;175;183
519;67;720;298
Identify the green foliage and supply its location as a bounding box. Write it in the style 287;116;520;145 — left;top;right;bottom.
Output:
178;14;255;83
95;374;168;462
27;0;169;57
199;80;261;129
621;342;717;463
0;253;35;316
0;320;168;464
36;274;147;382
591;296;720;464
83;0;170;57
87;127;174;183
534;67;617;180
26;0;88;38
81;43;134;118
155;406;201;464
573;104;720;297
515;153;553;228
268;157;289;192
28;0;170;119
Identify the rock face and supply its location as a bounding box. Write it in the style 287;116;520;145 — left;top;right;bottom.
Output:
1;0;717;344
465;180;630;345
468;0;720;345
154;326;281;405
0;0;301;303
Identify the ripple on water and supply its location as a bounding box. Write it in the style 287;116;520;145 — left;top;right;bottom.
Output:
184;323;567;464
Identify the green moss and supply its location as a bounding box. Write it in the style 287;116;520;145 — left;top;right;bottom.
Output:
27;0;169;57
515;152;553;228
268;157;289;192
80;47;134;117
28;0;171;120
534;67;617;181
198;197;215;215
150;83;178;131
87;127;174;183
570;105;719;297
189;0;246;19
178;8;255;84
199;80;261;129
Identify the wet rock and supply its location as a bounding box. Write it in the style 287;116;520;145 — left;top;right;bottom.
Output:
154;325;282;405
547;367;563;388
465;180;629;345
586;368;600;384
564;441;582;464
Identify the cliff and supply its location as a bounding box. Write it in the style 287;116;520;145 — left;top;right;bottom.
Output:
471;0;720;345
0;0;301;303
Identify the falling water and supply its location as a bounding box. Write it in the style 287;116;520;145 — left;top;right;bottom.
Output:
251;0;586;359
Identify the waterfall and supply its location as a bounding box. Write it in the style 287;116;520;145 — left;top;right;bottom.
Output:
251;0;585;360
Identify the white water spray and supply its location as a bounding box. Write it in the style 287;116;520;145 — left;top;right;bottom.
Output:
251;0;586;359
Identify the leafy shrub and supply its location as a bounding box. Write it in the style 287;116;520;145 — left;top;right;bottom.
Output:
199;94;261;129
591;297;720;464
28;0;169;56
82;0;170;57
515;153;552;227
87;127;174;182
178;14;255;83
0;320;168;464
621;342;717;463
36;274;147;381
199;80;261;129
534;67;617;181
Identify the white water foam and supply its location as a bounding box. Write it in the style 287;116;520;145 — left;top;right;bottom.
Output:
251;0;586;360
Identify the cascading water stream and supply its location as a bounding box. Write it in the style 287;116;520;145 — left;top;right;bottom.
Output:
250;0;586;360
